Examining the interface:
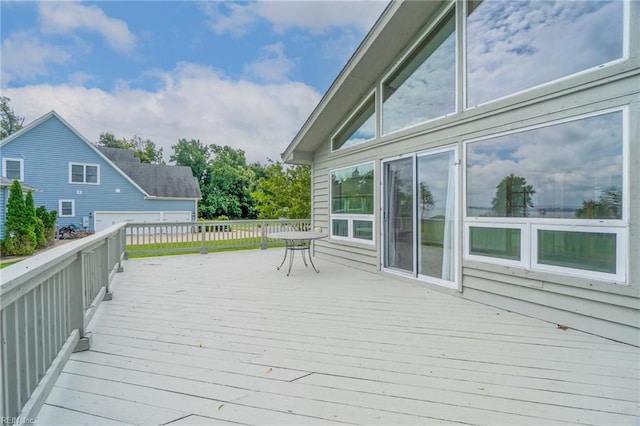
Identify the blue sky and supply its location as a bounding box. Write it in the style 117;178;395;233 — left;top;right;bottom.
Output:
1;1;388;163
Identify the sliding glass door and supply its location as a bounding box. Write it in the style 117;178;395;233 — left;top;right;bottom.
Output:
383;157;414;273
417;148;457;285
383;146;458;288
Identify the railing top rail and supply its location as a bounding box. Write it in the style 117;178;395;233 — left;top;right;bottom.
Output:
124;218;309;226
0;223;126;296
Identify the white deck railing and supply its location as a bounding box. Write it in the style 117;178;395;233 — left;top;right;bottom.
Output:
124;219;312;257
0;219;313;420
0;224;127;420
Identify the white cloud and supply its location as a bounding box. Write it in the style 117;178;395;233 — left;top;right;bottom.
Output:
244;42;295;82
4;63;321;164
204;0;388;36
202;2;259;37
1;31;71;85
38;1;137;54
253;1;388;34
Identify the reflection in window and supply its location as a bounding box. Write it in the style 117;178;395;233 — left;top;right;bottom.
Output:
538;229;616;274
331;163;375;243
331;163;374;215
469;227;521;261
466;0;624;107
382;7;456;135
466;111;623;219
353;220;373;241
333;96;375;150
332;219;349;238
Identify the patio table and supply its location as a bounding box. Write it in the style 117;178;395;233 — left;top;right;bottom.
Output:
267;231;328;276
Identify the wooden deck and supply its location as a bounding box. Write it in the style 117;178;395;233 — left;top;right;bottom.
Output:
36;249;639;425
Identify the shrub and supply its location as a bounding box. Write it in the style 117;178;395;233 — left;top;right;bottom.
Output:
36;206;57;246
3;180;36;256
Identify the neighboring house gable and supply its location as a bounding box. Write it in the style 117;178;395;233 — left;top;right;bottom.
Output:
0;111;201;236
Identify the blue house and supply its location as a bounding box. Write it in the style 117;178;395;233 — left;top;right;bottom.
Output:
0;111;201;238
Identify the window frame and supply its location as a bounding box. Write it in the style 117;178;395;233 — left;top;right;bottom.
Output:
59;199;75;217
69;162;100;185
380;2;458;137
2;157;24;181
462;0;630;110
464;222;528;269
329;162;375;244
462;107;628;283
331;91;377;152
531;224;626;282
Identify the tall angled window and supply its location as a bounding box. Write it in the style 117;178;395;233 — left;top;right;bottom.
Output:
332;95;376;151
466;0;624;107
382;7;456;135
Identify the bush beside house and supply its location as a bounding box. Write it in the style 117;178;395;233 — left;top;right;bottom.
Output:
2;180;56;256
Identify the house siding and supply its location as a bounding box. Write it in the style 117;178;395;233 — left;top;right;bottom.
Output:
0;115;197;235
307;1;639;345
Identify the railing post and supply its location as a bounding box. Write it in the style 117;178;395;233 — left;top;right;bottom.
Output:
117;228;125;272
69;253;90;352
260;221;267;249
102;239;113;301
200;222;207;254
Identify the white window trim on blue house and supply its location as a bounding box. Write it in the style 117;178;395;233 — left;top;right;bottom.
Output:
69;162;100;185
59;199;75;217
2;157;24;181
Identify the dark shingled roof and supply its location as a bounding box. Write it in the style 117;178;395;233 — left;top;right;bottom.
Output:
99;147;201;199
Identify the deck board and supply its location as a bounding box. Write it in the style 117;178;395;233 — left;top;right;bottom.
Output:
35;249;640;425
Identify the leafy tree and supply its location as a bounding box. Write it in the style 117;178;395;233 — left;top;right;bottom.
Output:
170;139;211;184
201;145;256;219
575;186;622;219
97;132;164;164
98;132;135;150
419;182;435;219
0;96;24;139
252;162;311;219
2;180;37;255
130;135;164;164
491;174;536;217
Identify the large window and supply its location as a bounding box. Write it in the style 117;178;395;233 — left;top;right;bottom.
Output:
465;109;626;282
466;0;625;107
332;94;376;151
382;7;456;135
2;158;23;181
70;163;99;184
331;163;374;243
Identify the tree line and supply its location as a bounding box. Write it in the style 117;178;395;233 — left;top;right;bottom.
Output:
1;97;311;224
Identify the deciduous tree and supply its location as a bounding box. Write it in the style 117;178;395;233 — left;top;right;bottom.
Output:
252;162;310;219
0;96;24;139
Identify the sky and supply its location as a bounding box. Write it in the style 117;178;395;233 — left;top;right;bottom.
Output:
1;0;388;164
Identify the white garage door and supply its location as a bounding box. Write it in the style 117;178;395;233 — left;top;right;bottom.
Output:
94;211;192;234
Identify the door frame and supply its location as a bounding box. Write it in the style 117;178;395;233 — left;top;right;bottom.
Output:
381;144;460;290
